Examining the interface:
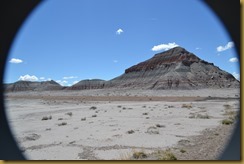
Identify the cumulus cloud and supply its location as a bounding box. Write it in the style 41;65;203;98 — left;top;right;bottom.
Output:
63;76;78;79
229;57;239;62
56;80;68;86
18;74;38;81
9;58;23;64
232;72;240;81
151;42;179;51
217;41;234;52
116;28;123;35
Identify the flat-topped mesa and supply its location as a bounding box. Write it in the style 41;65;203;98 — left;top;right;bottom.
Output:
125;47;201;74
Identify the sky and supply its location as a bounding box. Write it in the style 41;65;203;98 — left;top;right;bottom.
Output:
4;0;240;86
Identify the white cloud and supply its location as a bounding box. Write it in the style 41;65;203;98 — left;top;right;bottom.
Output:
18;74;38;81
39;77;45;80
113;60;118;63
195;47;201;50
229;57;239;62
217;41;234;52
151;42;179;51
116;28;123;35
232;72;240;81
63;76;78;79
9;58;23;64
72;80;79;85
56;80;68;86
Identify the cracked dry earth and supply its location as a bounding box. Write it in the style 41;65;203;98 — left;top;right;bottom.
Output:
5;90;239;160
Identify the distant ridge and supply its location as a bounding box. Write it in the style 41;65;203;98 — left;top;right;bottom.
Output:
5;47;239;92
5;80;63;92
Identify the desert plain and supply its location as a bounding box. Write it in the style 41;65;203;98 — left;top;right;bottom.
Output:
4;88;240;160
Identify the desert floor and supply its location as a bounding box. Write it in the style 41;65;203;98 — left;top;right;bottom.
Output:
4;88;240;160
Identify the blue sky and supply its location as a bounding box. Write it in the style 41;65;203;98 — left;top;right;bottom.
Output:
4;0;240;86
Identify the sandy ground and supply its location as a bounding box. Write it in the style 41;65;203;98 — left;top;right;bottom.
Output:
4;88;240;160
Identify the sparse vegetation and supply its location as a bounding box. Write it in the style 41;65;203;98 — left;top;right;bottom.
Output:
147;126;159;134
92;114;97;117
58;122;67;126
157;149;177;160
90;106;97;110
66;112;72;117
181;104;192;109
127;130;135;134
146;117;150;119
81;117;86;121
180;149;186;153
189;113;210;119
196;114;210;119
122;107;126;110
58;118;63;120
222;119;234;125
142;112;148;115
156;124;165;128
42;116;52;121
117;105;122;108
132;151;147;159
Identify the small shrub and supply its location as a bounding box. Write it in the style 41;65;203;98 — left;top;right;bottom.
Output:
127;130;135;134
147;126;159;134
58;122;67;126
181;104;192;109
122;107;126;110
222;119;234;125
42;116;52;121
81;117;86;121
146;117;150;119
142;105;146;108
66;112;72;117
156;124;165;128
42;116;49;120
58;118;63;120
90;106;97;110
92;114;97;117
132;151;147;159
180;149;186;153
117;105;122;108
142;112;148;115
157;149;177;160
196;114;210;119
